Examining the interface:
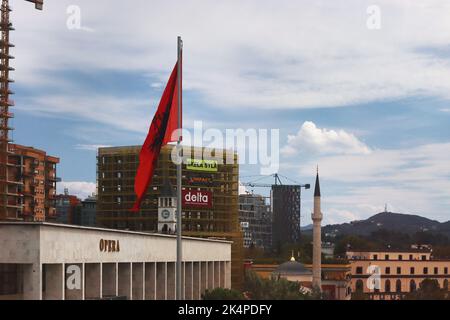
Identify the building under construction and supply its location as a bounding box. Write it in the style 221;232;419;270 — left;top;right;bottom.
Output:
271;185;301;248
96;145;244;289
0;0;58;221
239;193;272;249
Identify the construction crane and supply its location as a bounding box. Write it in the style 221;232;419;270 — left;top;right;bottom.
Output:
240;173;311;229
0;0;44;218
240;173;311;190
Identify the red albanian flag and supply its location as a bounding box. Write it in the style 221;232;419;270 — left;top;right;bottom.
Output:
131;61;182;212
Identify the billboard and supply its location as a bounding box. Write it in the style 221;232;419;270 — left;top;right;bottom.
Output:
182;190;213;208
186;159;218;172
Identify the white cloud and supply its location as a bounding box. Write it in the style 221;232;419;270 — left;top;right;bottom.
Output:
282;121;371;156
10;0;450;119
75;144;111;151
440;108;450;113
57;181;96;200
296;142;450;224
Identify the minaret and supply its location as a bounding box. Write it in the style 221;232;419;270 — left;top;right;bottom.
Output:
312;167;322;291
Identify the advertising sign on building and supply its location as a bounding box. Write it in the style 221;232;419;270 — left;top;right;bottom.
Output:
186;159;218;172
182;190;213;208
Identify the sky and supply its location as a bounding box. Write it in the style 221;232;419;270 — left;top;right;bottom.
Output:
9;0;450;225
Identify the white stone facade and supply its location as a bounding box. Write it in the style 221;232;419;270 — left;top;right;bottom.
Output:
0;222;231;300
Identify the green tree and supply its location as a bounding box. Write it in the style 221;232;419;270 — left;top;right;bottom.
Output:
202;288;245;300
403;279;449;300
244;271;316;300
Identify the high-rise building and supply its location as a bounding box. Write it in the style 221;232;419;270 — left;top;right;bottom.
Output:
77;194;96;227
0;144;59;221
55;189;81;225
239;193;272;249
271;185;301;248
96;145;243;289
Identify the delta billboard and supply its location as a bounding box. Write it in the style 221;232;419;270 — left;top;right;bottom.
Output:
182;190;213;208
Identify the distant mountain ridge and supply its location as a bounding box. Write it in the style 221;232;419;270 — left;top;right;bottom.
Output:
315;212;450;237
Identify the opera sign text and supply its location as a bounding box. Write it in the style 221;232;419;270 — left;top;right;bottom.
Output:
99;239;121;253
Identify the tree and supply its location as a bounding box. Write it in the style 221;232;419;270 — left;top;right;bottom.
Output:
244;271;316;300
403;279;449;300
202;288;245;300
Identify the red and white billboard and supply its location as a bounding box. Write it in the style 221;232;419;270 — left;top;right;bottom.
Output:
182;190;212;208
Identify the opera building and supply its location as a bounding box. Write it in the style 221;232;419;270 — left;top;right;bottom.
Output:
0;222;231;300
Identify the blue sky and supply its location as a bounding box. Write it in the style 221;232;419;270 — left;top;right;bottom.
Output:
9;0;450;224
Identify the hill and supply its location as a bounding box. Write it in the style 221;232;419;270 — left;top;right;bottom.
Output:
304;212;450;238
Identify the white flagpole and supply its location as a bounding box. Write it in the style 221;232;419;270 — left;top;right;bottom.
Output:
176;36;183;300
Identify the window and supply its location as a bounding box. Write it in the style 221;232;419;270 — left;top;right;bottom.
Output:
117;197;122;204
444;279;449;291
410;280;417;292
397;267;401;275
385;280;391;293
385;254;389;260
117;185;121;192
421;255;427;261
409;254;413;260
373;254;378;261
356;267;363;274
434;267;439;275
398;255;403;260
356;280;364;293
423;267;428;275
410;267;415;275
117;172;122;179
396;280;402;292
385;267;391;275
445;267;448;275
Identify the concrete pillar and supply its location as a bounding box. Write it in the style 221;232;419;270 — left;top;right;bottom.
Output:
156;262;166;300
23;263;42;300
65;263;83;300
132;263;144;300
208;262;214;289
214;261;220;288
85;264;101;300
185;262;193;300
193;262;200;300
145;262;156;300
102;263;117;298
219;262;225;288
43;264;64;300
201;262;207;294
225;261;231;289
118;263;132;300
167;262;176;300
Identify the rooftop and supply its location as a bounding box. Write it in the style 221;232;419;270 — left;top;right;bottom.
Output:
0;222;232;244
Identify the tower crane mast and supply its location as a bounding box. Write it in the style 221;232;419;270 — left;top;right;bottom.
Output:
0;0;44;217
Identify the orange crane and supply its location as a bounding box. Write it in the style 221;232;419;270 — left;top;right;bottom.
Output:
0;0;43;217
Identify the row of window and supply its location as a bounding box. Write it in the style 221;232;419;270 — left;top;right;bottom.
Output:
372;254;429;261
355;279;449;293
356;266;449;275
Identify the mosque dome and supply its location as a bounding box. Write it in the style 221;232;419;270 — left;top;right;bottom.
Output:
273;257;312;276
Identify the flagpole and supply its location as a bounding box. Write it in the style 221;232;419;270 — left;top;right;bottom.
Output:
176;36;183;300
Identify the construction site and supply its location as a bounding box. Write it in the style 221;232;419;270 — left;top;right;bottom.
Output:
96;145;244;289
0;0;59;221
